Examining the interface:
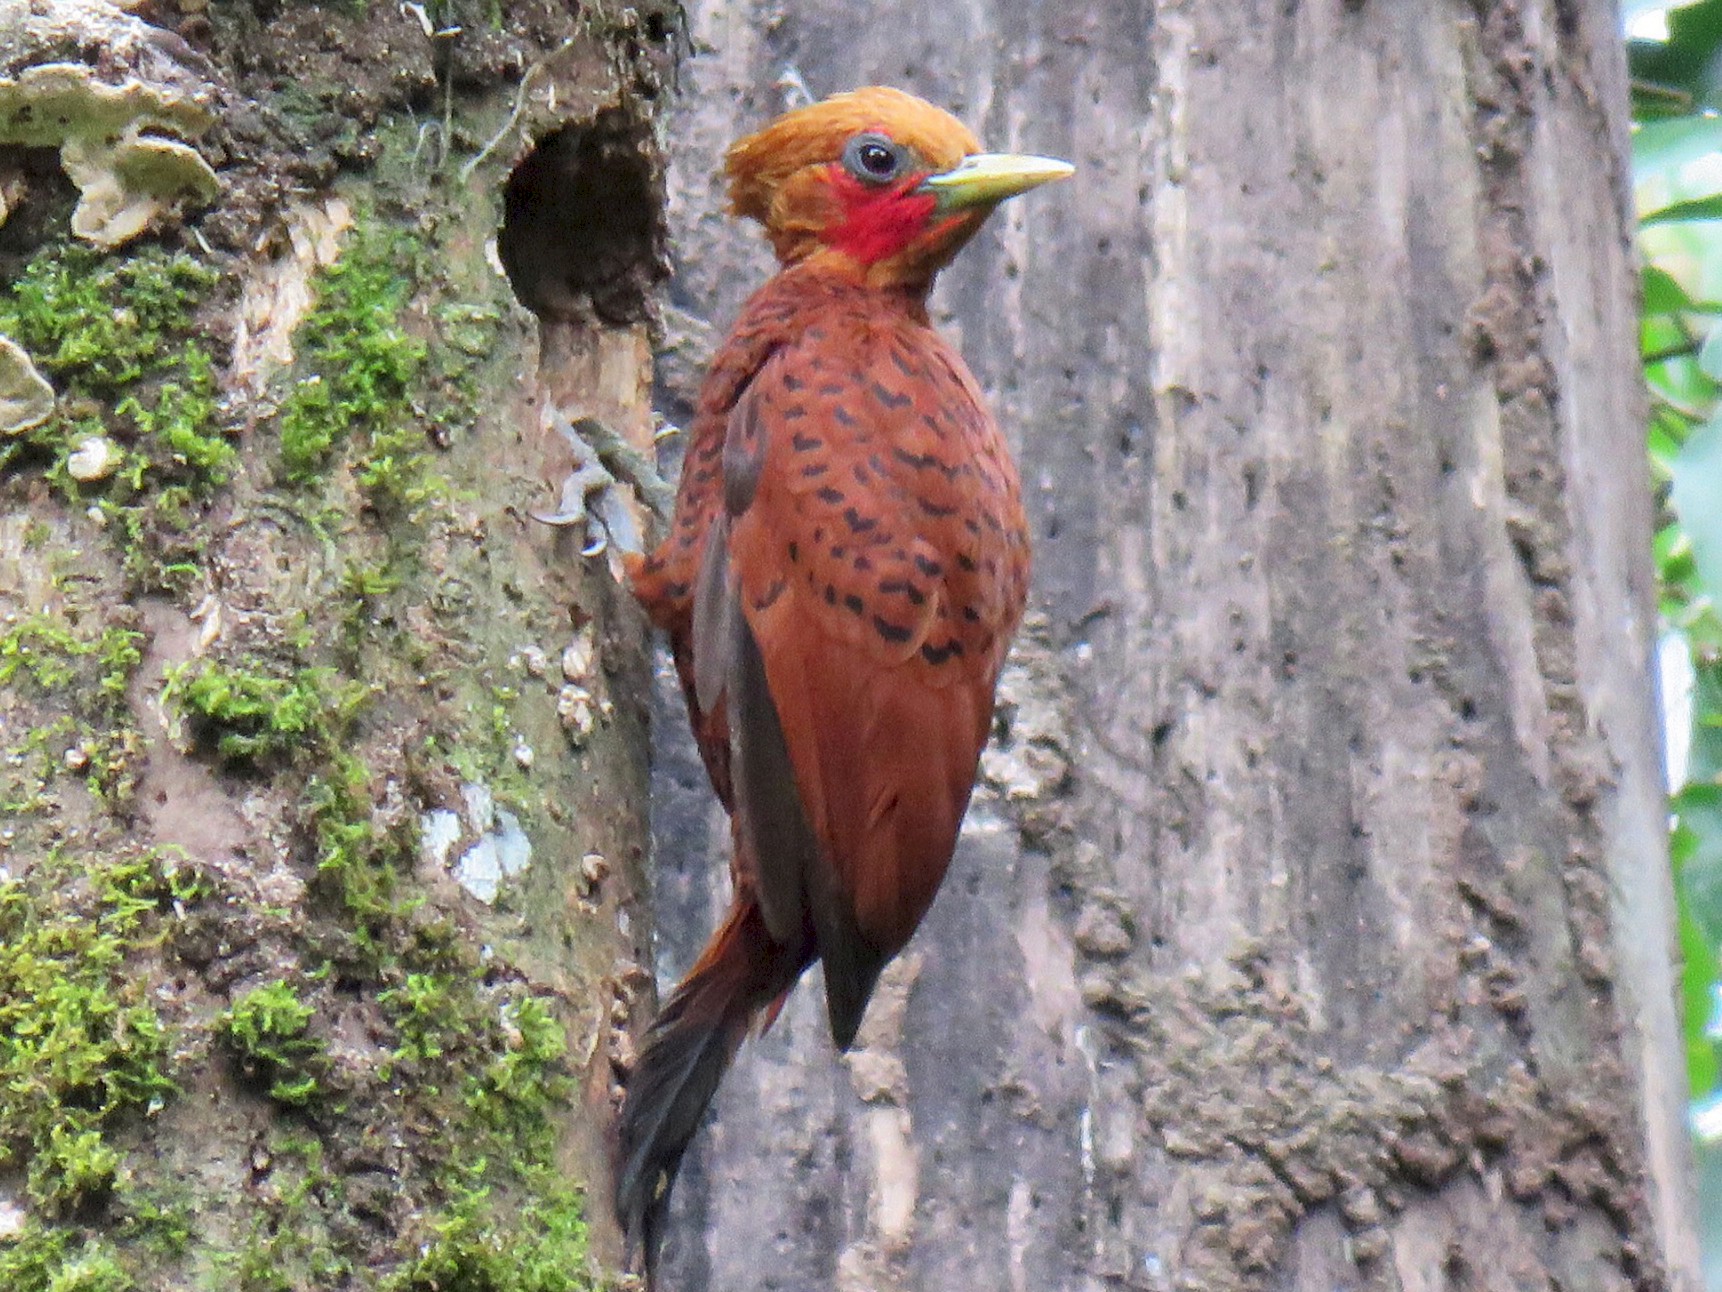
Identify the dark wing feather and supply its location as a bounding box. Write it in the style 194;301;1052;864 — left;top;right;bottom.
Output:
718;378;818;948
629;302;790;820
690;511;733;718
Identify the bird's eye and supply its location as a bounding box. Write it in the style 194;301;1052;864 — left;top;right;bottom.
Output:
843;133;905;185
857;142;896;176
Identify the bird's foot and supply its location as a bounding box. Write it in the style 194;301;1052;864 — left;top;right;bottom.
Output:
531;413;675;557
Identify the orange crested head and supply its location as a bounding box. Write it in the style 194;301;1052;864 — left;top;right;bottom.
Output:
724;86;1073;290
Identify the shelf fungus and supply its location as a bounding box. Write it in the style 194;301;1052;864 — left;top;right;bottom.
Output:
0;335;54;436
0;2;222;248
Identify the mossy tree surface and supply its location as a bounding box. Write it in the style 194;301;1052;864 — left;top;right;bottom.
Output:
0;0;677;1285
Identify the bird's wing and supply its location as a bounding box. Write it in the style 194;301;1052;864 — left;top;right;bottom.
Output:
713;316;1028;1046
629;289;796;819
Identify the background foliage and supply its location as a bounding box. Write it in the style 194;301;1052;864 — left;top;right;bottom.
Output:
1629;0;1722;1271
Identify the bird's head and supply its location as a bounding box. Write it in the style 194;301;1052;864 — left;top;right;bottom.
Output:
725;86;1073;291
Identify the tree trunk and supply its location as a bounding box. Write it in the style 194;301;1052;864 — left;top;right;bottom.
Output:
644;2;1702;1289
0;0;671;1285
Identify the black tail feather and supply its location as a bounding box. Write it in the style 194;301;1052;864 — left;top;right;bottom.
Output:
614;987;742;1264
615;901;804;1283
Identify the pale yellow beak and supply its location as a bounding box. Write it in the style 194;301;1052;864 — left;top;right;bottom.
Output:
919;153;1075;212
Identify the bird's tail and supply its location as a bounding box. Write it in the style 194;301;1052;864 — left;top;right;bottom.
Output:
616;898;805;1283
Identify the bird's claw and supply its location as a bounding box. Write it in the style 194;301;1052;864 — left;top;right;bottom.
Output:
530;458;619;528
532;413;674;559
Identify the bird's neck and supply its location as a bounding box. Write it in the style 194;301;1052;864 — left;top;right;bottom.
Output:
770;255;935;321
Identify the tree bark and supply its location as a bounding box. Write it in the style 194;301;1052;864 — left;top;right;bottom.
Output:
0;0;671;1285
643;2;1702;1289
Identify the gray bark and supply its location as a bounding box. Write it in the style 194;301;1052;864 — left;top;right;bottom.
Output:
639;2;1701;1289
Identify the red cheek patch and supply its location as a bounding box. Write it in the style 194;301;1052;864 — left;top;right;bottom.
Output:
826;170;939;266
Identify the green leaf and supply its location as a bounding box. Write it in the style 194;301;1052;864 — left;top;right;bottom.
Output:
1647;264;1701;314
1633;0;1722;112
1646;192;1722;225
1672;788;1722;1101
1654;420;1689;480
1679;871;1721;1099
1634;82;1698;121
1641;265;1722;318
1672;414;1722;609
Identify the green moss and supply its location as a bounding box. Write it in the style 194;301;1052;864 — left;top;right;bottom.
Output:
0;604;148;815
0;850;198;1245
0;609;146;710
277;221;431;498
200;947;591;1283
0;240;231;599
112;350;230;480
29;1124;121;1214
387;1179;599;1292
0;854;181;1152
378;971;457;1066
113;1184;195;1261
370;921;580;1196
163;649;417;944
465;996;570;1156
0;614;85;690
96;627;144;699
1;42;614;1292
333;556;405;654
0;1227;135;1292
165;660;367;764
47;1246;135;1292
306;750;421;950
208;1132;354;1292
0;245;218;393
0;243;230;492
218;981;327;1107
378;973;572;1161
0;603;138;700
339;558;402;604
270;206;504;525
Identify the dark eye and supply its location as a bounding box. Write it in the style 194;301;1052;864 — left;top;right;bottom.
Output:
843;133;905;185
